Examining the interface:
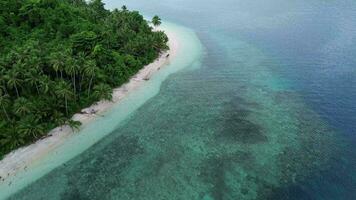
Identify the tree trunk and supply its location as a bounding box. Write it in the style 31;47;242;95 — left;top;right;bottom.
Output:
2;84;9;95
2;105;10;121
72;75;76;101
79;72;82;94
87;75;93;97
14;85;19;98
65;96;68;115
35;83;40;94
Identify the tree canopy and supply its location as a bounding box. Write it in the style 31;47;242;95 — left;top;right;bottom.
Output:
152;15;162;27
0;0;168;158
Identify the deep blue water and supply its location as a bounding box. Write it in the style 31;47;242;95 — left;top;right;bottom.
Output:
116;0;356;135
6;0;356;199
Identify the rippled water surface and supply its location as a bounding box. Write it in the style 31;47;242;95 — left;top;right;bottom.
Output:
7;0;356;199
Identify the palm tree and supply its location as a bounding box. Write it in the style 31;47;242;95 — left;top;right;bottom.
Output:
83;60;97;97
5;69;22;98
51;110;67;126
66;119;82;132
65;57;78;97
0;123;25;150
76;52;86;93
31;98;51;120
0;66;9;95
13;97;33;116
18;116;45;139
50;52;65;79
39;76;51;94
122;5;127;11
152;15;161;29
55;81;73;115
25;69;40;94
0;91;10;121
93;83;112;101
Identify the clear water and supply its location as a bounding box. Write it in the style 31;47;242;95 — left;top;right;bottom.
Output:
4;0;356;199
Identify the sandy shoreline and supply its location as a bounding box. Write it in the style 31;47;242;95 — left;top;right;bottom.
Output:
0;26;179;182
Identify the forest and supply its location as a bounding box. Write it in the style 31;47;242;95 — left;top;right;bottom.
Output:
0;0;168;158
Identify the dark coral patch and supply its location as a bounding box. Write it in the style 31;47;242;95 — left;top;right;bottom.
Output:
216;96;267;144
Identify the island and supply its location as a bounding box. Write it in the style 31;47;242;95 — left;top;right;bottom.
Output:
0;1;169;159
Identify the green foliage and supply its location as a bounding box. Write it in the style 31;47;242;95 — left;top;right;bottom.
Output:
152;15;162;27
71;31;98;55
93;83;112;101
0;0;168;158
66;119;82;132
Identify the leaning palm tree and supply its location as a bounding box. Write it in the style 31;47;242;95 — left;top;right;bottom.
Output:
55;81;73;115
93;83;112;101
152;15;162;30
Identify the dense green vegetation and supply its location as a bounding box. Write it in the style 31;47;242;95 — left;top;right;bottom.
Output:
0;0;168;158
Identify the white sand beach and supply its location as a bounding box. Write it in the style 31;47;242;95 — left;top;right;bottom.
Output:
0;26;180;182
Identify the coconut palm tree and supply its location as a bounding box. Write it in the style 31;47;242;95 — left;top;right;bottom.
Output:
66;119;82;132
5;69;22;98
0;123;25;150
25;69;41;94
65;57;78;96
55;81;73;115
93;83;112;101
51;110;67;126
50;52;65;79
152;15;161;29
18;116;45;139
31;98;51;121
13;97;33;116
83;60;97;97
39;76;51;94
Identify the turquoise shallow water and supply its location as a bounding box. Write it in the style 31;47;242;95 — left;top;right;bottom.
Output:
4;0;356;199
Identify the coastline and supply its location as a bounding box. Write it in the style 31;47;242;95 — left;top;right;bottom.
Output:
0;26;179;182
